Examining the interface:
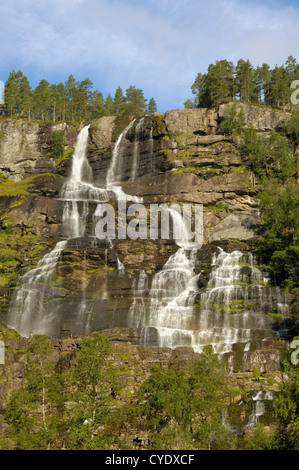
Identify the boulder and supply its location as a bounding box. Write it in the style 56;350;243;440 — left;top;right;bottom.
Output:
164;108;219;135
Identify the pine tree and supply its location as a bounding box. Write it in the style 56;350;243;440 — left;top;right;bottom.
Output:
124;86;147;115
90;89;105;118
191;72;210;107
65;333;119;449
50;82;66;122
104;94;115;116
79;78;93;120
184;98;194;109
4;70;24;117
114;86;125;115
285;56;298;82
4;336;65;449
235;59;254;102
65;74;78;121
148;97;157;113
203;60;235;107
269;66;290;109
33;79;51;120
19;75;32;120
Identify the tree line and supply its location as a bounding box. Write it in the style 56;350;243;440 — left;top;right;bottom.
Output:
1;331;299;450
186;56;299;109
0;334;232;450
220;102;299;333
1;70;157;122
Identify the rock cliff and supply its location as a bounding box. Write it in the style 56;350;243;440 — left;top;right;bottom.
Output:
0;104;292;407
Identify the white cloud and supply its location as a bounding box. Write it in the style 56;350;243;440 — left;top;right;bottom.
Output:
0;0;299;111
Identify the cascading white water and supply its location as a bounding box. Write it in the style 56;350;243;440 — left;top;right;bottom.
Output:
194;248;279;355
7;118;145;337
247;390;274;428
128;206;200;348
129;235;285;355
130;117;144;182
222;390;274;435
7;241;68;337
7;125;94;337
61;124;111;238
6;114;288;357
105;118;142;202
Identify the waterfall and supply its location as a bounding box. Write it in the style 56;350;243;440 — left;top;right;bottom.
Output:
105;118;141;202
7;118;145;337
128;206;200;348
129;241;284;355
7;241;68;337
130;117;144;181
6;115;289;357
195;248;276;355
222;390;274;435
246;391;274;428
7;125;94;337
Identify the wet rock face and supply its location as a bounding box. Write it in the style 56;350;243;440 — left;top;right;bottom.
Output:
0;104;292;372
88;111;262;244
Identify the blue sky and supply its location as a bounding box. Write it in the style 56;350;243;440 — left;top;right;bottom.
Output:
0;0;299;112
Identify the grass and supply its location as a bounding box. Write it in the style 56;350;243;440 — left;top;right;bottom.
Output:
0;172;62;197
0;273;15;287
54;147;74;167
0;231;48;265
205;201;229;211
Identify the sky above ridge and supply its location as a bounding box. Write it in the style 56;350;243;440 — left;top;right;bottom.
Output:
0;0;299;112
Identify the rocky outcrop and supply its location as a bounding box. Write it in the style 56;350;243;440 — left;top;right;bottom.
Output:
164;108;219;135
0;103;292;378
0;120;78;181
219;102;290;131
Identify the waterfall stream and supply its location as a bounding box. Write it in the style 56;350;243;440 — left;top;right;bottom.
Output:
7;119;141;337
222;390;274;435
129;243;287;355
6;117;289;360
128;206;200;348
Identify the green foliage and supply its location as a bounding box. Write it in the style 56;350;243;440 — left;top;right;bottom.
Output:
187;55;299;110
33;79;51;121
148;97;157;114
268;354;299;449
4;70;32;119
184;98;195;109
220;103;246;136
243;423;283;450
3;71;157;122
190;60;235;108
256;179;299;288
65;333;119;449
1;337;239;450
281;111;299;178
122;86;147;115
49;130;65;161
283;111;299;153
241;127;295;181
137;346;230;449
113;86;125;115
3;336;63;450
2;333;119;450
